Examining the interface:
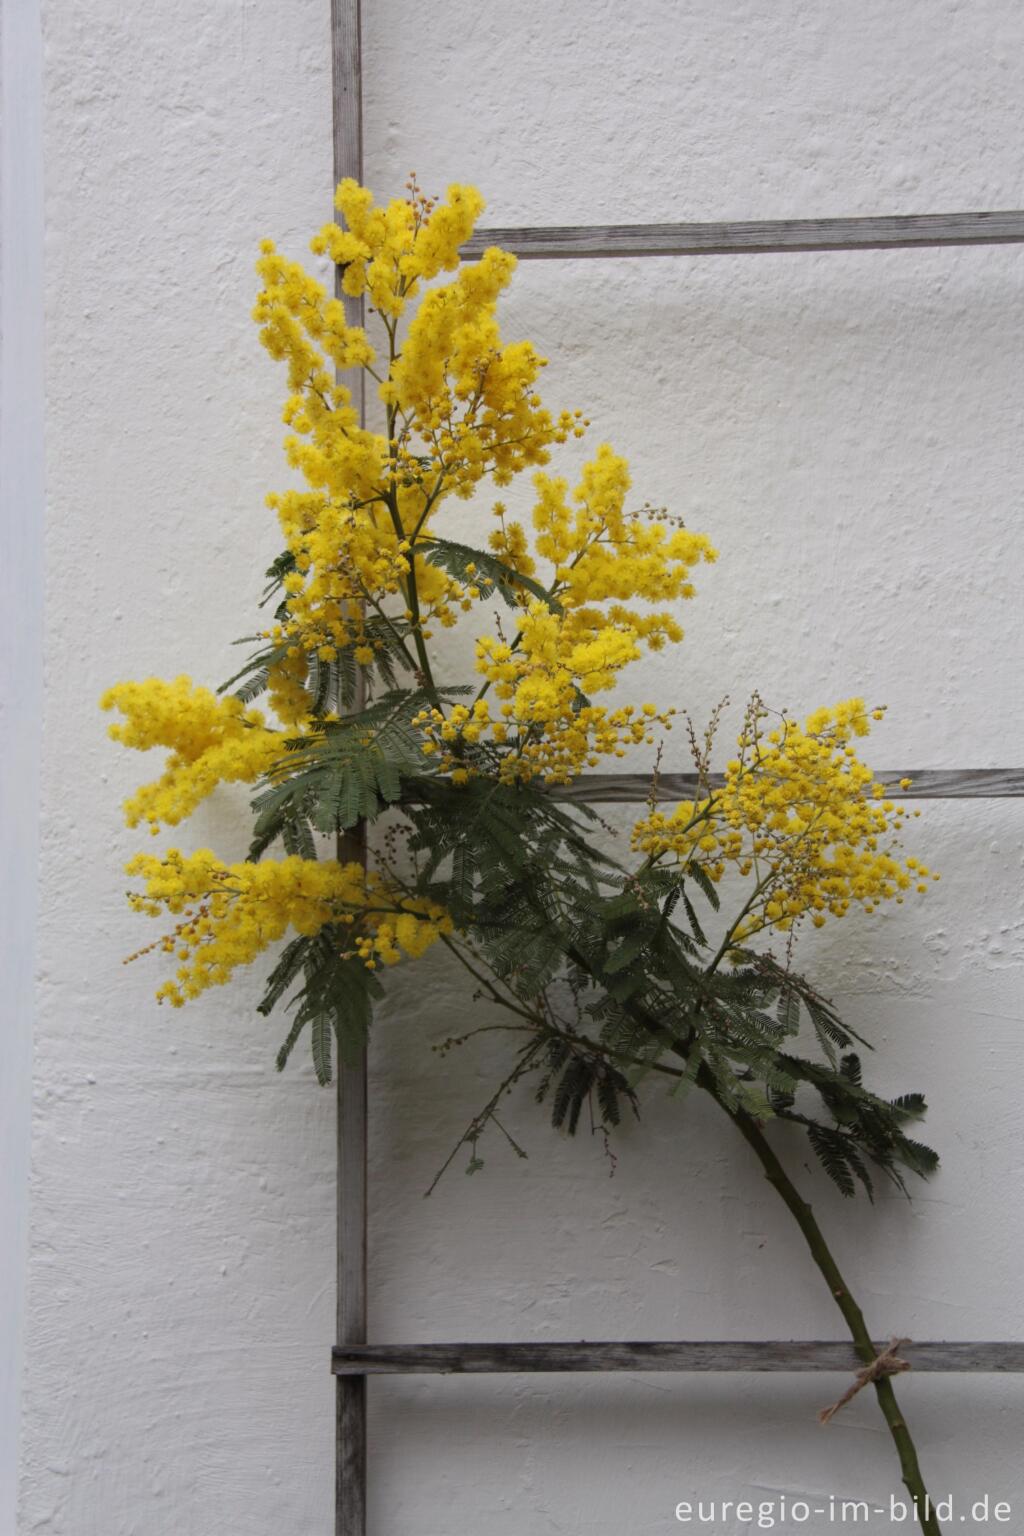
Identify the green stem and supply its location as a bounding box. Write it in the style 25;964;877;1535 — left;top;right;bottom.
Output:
379;372;441;706
407;600;439;703
703;872;772;976
551;936;940;1534
698;1072;942;1536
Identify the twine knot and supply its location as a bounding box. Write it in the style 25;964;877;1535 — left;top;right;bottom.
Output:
819;1338;911;1425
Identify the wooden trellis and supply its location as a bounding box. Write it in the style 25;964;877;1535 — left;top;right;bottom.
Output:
328;3;1024;1529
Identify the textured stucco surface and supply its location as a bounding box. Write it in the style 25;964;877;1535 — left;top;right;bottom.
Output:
2;0;44;1529
21;1;1024;1531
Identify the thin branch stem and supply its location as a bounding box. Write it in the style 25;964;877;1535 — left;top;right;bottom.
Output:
698;1072;942;1536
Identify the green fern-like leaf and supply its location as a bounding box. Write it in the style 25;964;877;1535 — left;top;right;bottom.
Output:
250;687;445;851
419;535;562;612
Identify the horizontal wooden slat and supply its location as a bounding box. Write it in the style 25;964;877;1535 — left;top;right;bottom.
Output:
550;768;1024;806
333;1340;1024;1375
462;210;1024;261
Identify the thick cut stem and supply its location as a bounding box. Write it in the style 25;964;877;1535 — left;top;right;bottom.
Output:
699;1072;941;1536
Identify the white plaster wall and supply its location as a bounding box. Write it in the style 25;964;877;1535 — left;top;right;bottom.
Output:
20;1;1024;1532
2;0;44;1529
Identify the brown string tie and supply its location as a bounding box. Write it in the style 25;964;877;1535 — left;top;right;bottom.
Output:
819;1338;911;1425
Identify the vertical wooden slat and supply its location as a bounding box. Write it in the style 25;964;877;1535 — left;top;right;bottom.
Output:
332;0;365;426
336;1052;367;1536
331;3;366;1534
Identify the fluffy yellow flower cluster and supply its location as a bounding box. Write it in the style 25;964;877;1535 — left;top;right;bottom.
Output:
312;176;485;318
413;445;716;781
101;678;283;832
632;699;938;938
249;178;718;786
414;687;671;785
529;444;717;612
473;606;675;781
253;177;581;658
252;226;391;655
125;849;452;1005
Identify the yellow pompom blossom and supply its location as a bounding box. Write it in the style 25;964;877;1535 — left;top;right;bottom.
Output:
253;176;582;661
632;699;939;939
101;678;283;832
313;177;486;317
416;607;674;784
414;686;673;786
265;650;318;729
530;445;716;615
125;849;452;1005
415;446;716;782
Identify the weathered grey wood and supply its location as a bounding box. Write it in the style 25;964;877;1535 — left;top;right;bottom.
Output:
331;0;362;216
335;1058;366;1534
331;0;364;427
549;767;1024;805
462;210;1024;261
331;4;366;1536
333;1340;1024;1375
